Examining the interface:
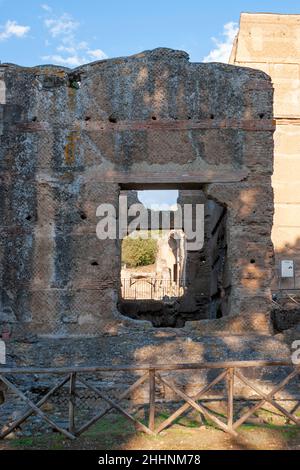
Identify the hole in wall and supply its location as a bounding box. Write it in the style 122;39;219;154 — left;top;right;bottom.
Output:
216;306;223;319
109;115;117;123
259;113;265;119
68;72;81;89
250;259;256;264
91;261;99;266
151;116;157;120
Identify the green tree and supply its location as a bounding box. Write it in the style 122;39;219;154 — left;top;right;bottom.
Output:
122;236;157;267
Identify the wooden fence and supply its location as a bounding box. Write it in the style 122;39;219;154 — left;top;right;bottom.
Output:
0;360;299;440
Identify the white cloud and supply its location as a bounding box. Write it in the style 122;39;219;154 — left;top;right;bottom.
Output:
203;22;238;63
44;13;79;38
57;45;77;54
88;49;107;60
41;9;107;67
0;20;30;41
42;48;108;67
41;4;52;12
42;54;86;67
57;41;89;55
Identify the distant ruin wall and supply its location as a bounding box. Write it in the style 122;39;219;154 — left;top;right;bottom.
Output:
0;48;274;336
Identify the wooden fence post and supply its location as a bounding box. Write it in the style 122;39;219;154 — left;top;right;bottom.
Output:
149;368;156;432
68;372;76;434
227;367;234;431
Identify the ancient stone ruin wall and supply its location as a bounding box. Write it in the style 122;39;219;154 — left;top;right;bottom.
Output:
0;48;274;336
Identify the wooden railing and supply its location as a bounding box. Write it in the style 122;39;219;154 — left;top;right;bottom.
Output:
0;360;299;440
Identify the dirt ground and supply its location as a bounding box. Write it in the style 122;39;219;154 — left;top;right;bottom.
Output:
1;412;300;451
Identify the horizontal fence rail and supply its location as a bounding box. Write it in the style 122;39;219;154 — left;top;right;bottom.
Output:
121;278;185;300
0;360;299;440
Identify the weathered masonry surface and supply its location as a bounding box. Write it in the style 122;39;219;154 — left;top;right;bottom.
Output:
0;48;275;336
230;13;300;288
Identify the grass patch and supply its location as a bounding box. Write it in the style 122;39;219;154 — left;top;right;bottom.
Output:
7;409;300;450
12;437;34;447
83;414;135;438
280;427;300;441
11;433;65;450
240;422;300;438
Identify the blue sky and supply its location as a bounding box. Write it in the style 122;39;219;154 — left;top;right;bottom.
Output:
1;0;299;67
1;0;299;208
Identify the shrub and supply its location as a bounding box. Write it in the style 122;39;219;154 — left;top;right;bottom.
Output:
122;236;157;267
